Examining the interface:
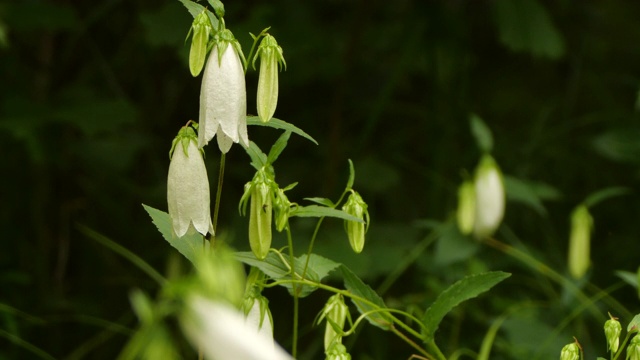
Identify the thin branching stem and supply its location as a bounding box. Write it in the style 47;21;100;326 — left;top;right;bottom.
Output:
285;226;299;358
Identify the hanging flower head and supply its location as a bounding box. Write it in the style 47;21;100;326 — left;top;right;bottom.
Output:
342;190;369;253
167;124;213;238
472;154;505;239
253;34;286;123
198;28;248;153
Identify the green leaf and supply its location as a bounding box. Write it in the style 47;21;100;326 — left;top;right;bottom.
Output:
615;270;638;289
290;205;364;223
503;175;547;216
245;141;268;170
492;0;565;59
628;313;640;332
266;131;291;165
303;197;336;207
177;0;219;29
340;265;393;330
235;252;341;298
247;116;318;145
206;0;225;18
142;204;204;268
583;187;630;208
422;271;511;341
470;114;493;153
346;159;355;190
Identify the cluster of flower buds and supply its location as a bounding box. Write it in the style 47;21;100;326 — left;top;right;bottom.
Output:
342;190;370;253
456;154;505;239
559;340;580;360
629;335;640;360
567;204;593;279
317;294;351;358
604;313;621;354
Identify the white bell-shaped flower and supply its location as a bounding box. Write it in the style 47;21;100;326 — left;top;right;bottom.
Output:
245;296;274;343
199;29;248;153
167;126;213;237
182;295;293;360
472;155;505;239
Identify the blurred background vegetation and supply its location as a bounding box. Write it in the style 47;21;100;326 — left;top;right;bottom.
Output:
2;0;640;359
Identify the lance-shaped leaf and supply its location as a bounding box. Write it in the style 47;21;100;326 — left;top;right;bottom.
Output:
422;271;510;341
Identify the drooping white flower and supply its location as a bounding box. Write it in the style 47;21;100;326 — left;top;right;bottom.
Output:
198;29;248;153
167;126;213;238
181;295;293;360
472;155;505;239
244;296;274;343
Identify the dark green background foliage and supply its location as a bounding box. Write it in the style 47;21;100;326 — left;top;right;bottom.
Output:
2;0;640;359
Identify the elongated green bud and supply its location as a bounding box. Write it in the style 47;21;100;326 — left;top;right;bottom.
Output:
559;341;580;360
249;178;273;260
457;179;476;235
567;204;593;279
188;10;212;77
253;34;286;123
318;294;349;352
604;313;621;353
342;190;369;253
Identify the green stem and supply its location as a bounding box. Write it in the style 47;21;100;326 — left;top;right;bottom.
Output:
612;330;637;360
285;226;299;358
300;217;325;282
377;230;439;295
211;153;226;247
268;278;436;356
77;225;166;286
484;237;605;322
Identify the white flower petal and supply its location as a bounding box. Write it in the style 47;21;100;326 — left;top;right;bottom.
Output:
199;44;247;152
472;157;505;239
245;298;274;343
182;296;292;360
167;140;212;237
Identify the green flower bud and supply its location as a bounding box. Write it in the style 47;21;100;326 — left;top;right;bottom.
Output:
167;125;213;238
457;179;476;235
560;341;580;360
273;187;292;232
253;34;286;123
194;245;246;307
250;180;272;260
199;29;248;153
567;204;593;279
342;190;369;253
239;169;274;260
628;335;640;360
318;294;349;351
188;10;212;77
326;343;351;360
604;314;622;353
472;155;505;239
